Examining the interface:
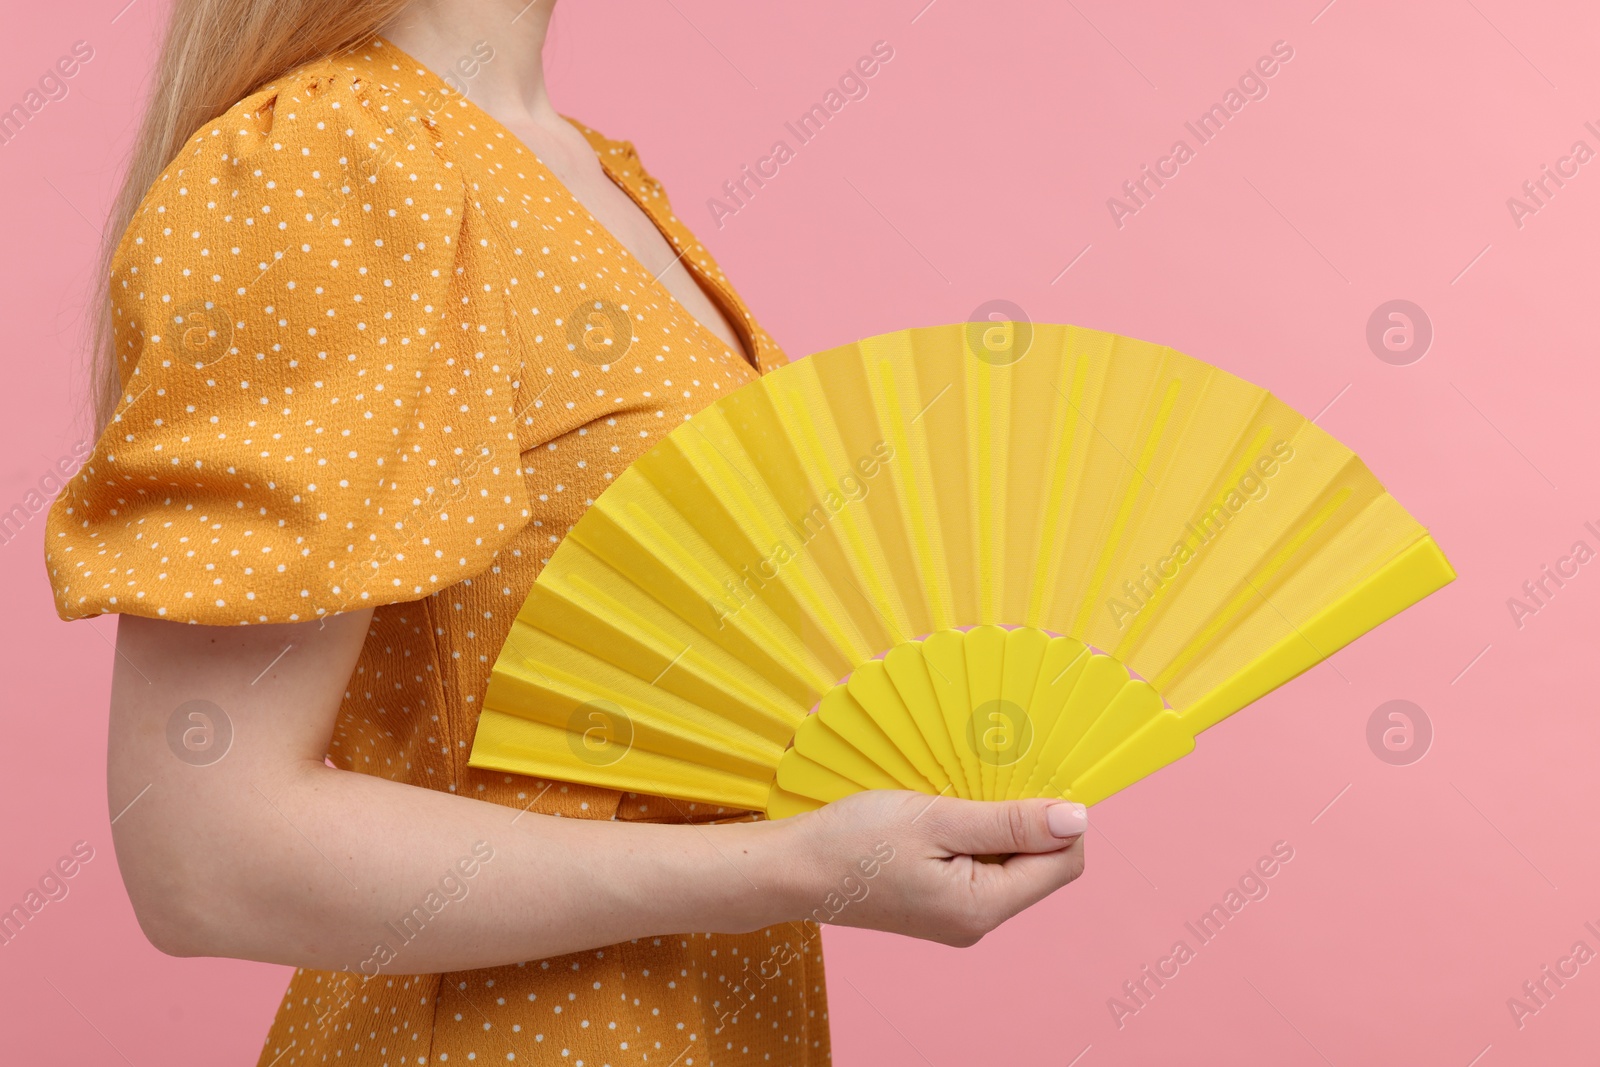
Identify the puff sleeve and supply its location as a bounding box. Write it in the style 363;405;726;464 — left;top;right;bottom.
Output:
45;74;529;624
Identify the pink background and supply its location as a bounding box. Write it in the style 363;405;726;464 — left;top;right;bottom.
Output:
4;0;1598;1063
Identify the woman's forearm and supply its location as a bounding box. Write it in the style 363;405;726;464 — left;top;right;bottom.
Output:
106;610;831;975
109;611;1088;977
135;757;823;973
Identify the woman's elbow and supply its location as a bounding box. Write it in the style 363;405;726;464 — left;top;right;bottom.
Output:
111;824;244;959
118;854;218;958
134;905;207;958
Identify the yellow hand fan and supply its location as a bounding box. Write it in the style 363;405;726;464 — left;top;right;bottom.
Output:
469;322;1454;818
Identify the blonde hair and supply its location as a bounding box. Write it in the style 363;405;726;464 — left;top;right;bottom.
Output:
84;0;412;434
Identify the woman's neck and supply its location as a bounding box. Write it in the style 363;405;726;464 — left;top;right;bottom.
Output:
378;0;561;127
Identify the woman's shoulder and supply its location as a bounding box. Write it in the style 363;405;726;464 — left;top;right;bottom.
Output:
206;40;458;152
117;45;464;262
47;48;528;627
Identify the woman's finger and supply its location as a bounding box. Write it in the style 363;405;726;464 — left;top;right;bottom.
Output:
974;836;1089;917
926;797;1088;856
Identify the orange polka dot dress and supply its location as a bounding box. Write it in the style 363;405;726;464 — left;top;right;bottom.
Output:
45;36;831;1067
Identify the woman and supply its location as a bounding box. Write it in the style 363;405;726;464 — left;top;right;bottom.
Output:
45;1;1089;1062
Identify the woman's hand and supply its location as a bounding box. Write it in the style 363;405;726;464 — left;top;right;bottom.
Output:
785;789;1087;947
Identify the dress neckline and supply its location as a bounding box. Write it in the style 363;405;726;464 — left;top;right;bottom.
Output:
354;35;763;373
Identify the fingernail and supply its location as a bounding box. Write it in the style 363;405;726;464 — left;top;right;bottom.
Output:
1047;801;1088;838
